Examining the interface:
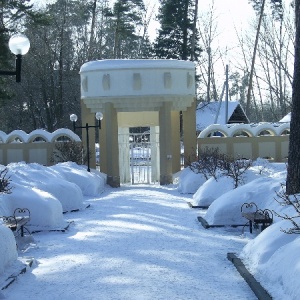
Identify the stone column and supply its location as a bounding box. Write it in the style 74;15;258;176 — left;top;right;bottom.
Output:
118;127;130;183
150;126;160;182
171;111;181;173
159;102;173;185
100;102;120;187
81;100;97;170
182;98;197;166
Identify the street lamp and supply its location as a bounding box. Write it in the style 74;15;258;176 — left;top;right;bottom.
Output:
0;33;30;82
70;112;103;172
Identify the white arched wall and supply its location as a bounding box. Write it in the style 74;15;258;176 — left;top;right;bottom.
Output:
0;129;81;165
198;123;290;161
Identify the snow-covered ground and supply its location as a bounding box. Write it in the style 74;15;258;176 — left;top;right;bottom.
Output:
0;160;299;299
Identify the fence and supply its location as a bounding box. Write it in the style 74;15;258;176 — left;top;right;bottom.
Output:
0;129;81;166
0;123;291;167
197;123;290;162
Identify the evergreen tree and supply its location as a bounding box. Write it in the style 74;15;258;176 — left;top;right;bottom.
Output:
153;0;201;61
0;0;40;104
0;0;87;132
105;0;146;59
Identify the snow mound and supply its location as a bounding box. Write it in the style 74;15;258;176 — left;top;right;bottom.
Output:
176;168;207;194
50;162;105;196
0;225;17;275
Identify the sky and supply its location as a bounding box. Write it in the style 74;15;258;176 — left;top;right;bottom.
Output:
31;0;255;44
0;156;299;299
146;0;254;44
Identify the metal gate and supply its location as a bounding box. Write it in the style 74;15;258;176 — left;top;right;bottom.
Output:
130;131;151;184
118;128;160;184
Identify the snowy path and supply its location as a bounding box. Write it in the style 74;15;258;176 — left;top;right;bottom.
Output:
3;185;257;300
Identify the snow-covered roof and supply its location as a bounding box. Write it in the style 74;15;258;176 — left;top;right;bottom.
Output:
196;101;249;131
279;112;291;122
80;59;195;73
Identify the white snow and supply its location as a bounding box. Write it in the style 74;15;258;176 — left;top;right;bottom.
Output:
279;112;291;123
0;160;299;299
0;128;80;143
80;59;195;73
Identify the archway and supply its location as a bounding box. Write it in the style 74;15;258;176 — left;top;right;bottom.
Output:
79;59;196;187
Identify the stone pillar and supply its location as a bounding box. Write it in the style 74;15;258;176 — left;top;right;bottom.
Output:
159;102;173;185
81;100;97;170
183;99;197;166
171;111;181;173
150;126;160;182
100;102;120;187
118;127;131;183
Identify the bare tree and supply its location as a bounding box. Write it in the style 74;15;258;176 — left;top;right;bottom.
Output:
197;1;222;101
246;0;266;115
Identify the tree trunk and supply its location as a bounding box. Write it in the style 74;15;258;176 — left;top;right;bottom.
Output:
191;0;198;61
246;0;266;115
88;0;97;60
286;0;300;195
181;0;189;60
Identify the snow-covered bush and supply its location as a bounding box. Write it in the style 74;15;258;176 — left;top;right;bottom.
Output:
190;147;223;180
51;141;88;165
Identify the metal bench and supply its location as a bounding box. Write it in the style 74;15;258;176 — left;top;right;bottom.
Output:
1;208;31;237
241;202;273;234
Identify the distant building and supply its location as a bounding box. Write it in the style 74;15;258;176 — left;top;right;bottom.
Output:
196;101;249;133
279;112;291;123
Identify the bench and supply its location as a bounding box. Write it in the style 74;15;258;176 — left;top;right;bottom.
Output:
0;208;31;237
241;202;273;233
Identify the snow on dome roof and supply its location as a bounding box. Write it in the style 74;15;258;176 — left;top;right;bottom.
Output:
80;59;195;73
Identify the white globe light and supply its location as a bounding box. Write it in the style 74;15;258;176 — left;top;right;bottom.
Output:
95;112;103;121
8;34;30;55
70;114;78;122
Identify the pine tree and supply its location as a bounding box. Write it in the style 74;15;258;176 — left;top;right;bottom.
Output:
107;0;145;58
153;0;201;61
0;0;45;104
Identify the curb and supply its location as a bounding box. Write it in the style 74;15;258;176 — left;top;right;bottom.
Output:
227;253;272;300
1;258;35;290
187;202;209;209
31;220;74;234
197;216;243;229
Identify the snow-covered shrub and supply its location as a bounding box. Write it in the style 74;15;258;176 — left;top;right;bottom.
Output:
190;147;224;180
51;141;88;165
220;156;253;188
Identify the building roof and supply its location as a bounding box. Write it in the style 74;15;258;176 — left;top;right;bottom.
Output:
279;112;291;122
196;101;249;131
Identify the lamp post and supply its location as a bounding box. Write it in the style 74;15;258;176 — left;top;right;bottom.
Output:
70;112;103;172
0;33;30;82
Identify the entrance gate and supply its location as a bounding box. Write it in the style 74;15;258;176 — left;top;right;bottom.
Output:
118;128;160;184
130;131;151;184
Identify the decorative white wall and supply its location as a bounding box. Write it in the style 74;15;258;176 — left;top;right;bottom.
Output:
0;129;81;165
198;123;290;161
